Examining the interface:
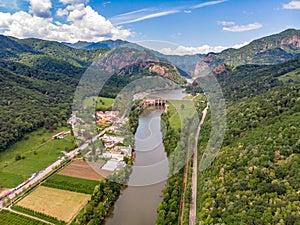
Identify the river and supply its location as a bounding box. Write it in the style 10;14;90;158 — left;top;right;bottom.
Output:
105;89;185;225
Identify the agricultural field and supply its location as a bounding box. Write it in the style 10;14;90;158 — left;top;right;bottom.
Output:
42;174;100;194
83;96;115;111
0;127;77;188
58;160;104;181
16;186;90;223
0;210;47;225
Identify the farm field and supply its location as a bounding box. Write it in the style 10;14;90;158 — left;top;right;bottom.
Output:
58;160;104;181
0;127;76;188
0;210;47;225
16;186;90;222
42;174;100;194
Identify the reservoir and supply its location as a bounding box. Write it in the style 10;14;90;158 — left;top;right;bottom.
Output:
105;109;168;225
105;89;185;225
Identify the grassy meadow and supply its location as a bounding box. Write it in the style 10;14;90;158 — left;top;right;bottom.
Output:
0;127;76;188
83;96;115;111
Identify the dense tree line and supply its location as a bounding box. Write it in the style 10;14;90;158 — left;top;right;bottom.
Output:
71;166;131;225
196;84;300;224
128;100;144;134
156;110;184;225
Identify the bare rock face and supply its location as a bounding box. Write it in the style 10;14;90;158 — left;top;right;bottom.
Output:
213;64;228;75
281;35;300;48
95;47;160;74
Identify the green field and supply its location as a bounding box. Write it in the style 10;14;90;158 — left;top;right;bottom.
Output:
167;100;196;130
42;174;99;194
0;128;77;188
0;210;47;225
83;96;115;111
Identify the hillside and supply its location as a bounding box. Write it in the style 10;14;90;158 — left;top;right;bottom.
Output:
63;39;129;50
188;56;300;101
201;29;300;68
189;55;300;224
0;36;187;152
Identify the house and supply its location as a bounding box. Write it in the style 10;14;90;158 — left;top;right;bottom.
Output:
114;146;132;157
102;159;126;171
52;131;70;139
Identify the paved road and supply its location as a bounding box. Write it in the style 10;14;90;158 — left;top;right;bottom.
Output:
0;132;103;209
189;104;209;225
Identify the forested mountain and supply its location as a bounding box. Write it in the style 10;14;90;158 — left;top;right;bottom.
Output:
0;36;186;152
201;29;300;68
63;39;129;50
0;35;111;152
191;56;300;224
188;56;300;101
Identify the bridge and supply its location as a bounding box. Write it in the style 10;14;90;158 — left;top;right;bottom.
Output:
143;98;166;107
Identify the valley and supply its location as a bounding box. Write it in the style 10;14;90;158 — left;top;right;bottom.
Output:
0;28;299;225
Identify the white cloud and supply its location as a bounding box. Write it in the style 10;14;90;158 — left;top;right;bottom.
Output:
217;21;235;26
59;0;89;5
283;1;300;9
191;0;227;9
111;1;227;25
103;1;111;7
56;8;68;17
29;0;52;18
159;41;249;55
232;41;250;49
223;23;262;32
0;5;132;43
0;0;19;9
111;8;179;25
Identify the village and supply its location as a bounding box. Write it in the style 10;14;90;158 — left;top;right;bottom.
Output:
68;109;133;173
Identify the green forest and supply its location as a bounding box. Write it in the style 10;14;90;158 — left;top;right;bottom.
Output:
193;58;300;224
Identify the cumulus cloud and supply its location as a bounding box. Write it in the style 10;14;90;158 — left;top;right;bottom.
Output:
0;4;132;43
29;0;52;18
283;1;300;9
223;23;262;32
159;42;249;55
56;8;68;17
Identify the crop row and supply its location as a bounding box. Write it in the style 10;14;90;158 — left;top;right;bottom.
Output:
0;210;47;225
42;174;99;194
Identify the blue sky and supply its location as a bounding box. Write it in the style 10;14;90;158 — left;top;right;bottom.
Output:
0;0;299;54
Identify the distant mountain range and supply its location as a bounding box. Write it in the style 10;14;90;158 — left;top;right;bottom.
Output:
62;28;300;77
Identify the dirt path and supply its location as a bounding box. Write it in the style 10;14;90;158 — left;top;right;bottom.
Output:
189;104;209;225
